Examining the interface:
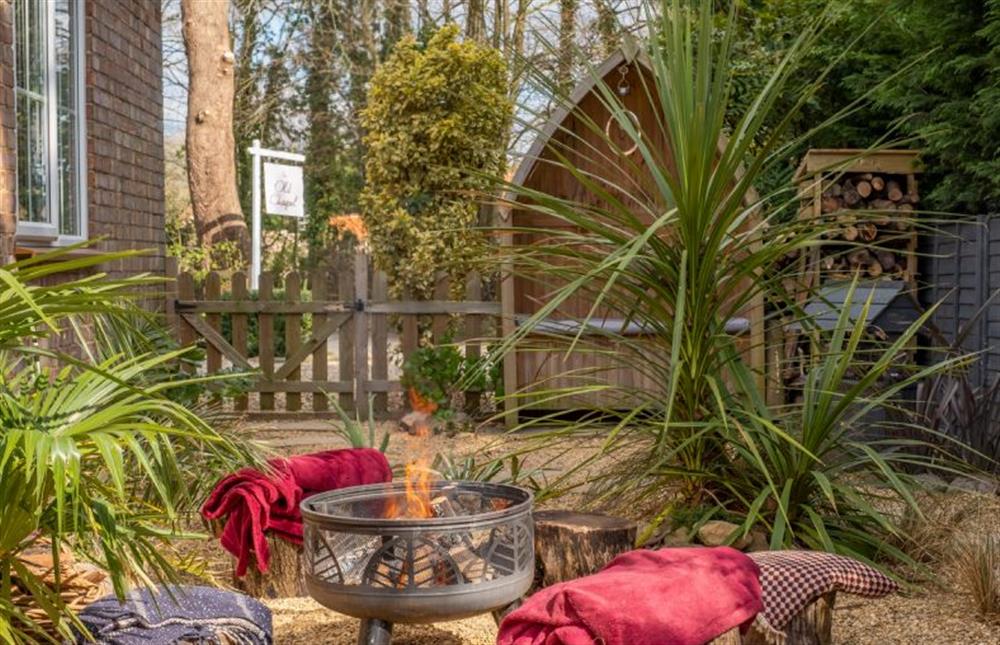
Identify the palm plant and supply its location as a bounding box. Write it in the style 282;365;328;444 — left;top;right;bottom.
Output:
0;247;252;642
493;0;966;568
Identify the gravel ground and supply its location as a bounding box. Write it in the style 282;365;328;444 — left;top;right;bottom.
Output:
191;420;1000;644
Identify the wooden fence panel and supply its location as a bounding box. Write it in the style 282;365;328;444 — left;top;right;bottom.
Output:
171;254;501;417
311;268;328;412
232;272;249;411
285;273;302;412
338;267;355;411
354;253;369;412
371;272;389;413
205;273;222;390
432;274;450;342
464;272;483;413
259;273;275;411
176;272;196;375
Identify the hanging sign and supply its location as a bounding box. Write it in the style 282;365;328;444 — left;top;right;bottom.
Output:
263;162;305;218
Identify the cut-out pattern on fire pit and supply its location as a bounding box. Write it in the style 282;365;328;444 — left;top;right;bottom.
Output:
301;481;534;625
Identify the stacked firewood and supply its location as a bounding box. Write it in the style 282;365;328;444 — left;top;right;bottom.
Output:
815;171;917;281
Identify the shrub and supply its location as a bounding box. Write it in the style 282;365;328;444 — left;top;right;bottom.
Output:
360;25;512;299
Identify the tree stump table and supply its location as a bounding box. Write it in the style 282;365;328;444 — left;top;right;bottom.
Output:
533;510;638;588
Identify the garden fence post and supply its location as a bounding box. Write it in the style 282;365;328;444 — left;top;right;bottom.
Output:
205;272;222;404
338;263;355;411
232;271;249;411
259;273;276;411
371;271;389;414
464;272;482;413
311;267;328;412
285;273;303;412
354;251;370;419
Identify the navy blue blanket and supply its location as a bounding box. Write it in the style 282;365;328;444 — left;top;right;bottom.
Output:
76;585;272;645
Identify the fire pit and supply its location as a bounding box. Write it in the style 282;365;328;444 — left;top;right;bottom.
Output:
301;480;534;644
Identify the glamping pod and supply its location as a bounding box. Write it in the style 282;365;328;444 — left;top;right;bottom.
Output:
499;45;765;423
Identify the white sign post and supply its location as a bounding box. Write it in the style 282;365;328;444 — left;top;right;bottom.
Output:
248;139;306;290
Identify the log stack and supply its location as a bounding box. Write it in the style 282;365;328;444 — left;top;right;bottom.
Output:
812;169;919;282
766;150;923;405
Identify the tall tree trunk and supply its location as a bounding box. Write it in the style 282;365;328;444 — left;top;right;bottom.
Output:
466;0;486;42
508;0;530;91
181;0;249;268
595;0;619;57
304;0;338;269
233;0;260;223
557;0;577;93
383;0;409;53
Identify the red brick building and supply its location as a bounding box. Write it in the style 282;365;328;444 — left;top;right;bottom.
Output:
0;0;164;275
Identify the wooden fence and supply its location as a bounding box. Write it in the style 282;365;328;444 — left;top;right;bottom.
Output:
167;252;501;417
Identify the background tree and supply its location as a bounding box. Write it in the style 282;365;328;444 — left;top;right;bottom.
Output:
180;0;250;268
360;25;512;298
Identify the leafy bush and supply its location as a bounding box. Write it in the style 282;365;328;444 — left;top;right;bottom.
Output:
360;24;512;298
401;341;465;411
401;339;502;412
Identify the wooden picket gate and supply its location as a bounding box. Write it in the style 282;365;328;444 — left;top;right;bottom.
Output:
167;252;501;417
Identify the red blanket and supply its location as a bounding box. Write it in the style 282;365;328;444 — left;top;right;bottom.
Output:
497;547;763;645
201;448;391;576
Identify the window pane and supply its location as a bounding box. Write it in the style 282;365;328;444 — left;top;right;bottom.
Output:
15;0;49;226
16;92;48;224
19;0;45;95
55;0;78;236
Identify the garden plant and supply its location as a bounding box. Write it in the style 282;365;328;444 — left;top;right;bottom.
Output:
494;0;974;570
0;247;254;643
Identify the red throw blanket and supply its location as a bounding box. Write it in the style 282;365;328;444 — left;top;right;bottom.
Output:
201;448;391;576
497;547;763;645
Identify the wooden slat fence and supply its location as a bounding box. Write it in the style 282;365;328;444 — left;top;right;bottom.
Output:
171;252;500;417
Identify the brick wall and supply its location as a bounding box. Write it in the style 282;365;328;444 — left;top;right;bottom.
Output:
86;0;165;277
0;0;14;262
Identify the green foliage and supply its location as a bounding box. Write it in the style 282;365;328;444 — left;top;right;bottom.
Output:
725;0;1000;214
0;247;254;642
873;0;1000;213
328;397;391;452
401;340;465;410
401;338;502;412
360;25;512;298
500;0;969;572
166;209;243;282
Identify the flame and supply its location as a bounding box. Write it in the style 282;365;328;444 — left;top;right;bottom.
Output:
402;461;434;518
383;390;439;519
407;387;438;419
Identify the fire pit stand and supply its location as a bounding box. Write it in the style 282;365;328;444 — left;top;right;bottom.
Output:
301;480;534;645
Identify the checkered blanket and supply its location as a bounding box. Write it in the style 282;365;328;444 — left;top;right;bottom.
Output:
748;551;898;634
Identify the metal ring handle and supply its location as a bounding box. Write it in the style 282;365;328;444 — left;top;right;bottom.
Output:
604;109;641;156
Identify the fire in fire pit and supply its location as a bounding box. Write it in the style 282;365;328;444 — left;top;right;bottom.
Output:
301;480;534;644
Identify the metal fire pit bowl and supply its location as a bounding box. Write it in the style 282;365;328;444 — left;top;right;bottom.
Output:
301;480;534;644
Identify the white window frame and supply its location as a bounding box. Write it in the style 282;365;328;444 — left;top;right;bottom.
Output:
14;0;88;246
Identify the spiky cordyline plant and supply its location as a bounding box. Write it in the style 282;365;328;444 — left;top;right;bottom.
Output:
0;246;252;643
492;0;967;569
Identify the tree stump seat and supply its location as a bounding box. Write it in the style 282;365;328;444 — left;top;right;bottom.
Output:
209;519;306;598
532;509;638;588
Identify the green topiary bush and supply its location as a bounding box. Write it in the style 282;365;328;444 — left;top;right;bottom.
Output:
360;24;512;299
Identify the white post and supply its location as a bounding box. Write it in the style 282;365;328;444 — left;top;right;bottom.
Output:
250;138;262;290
